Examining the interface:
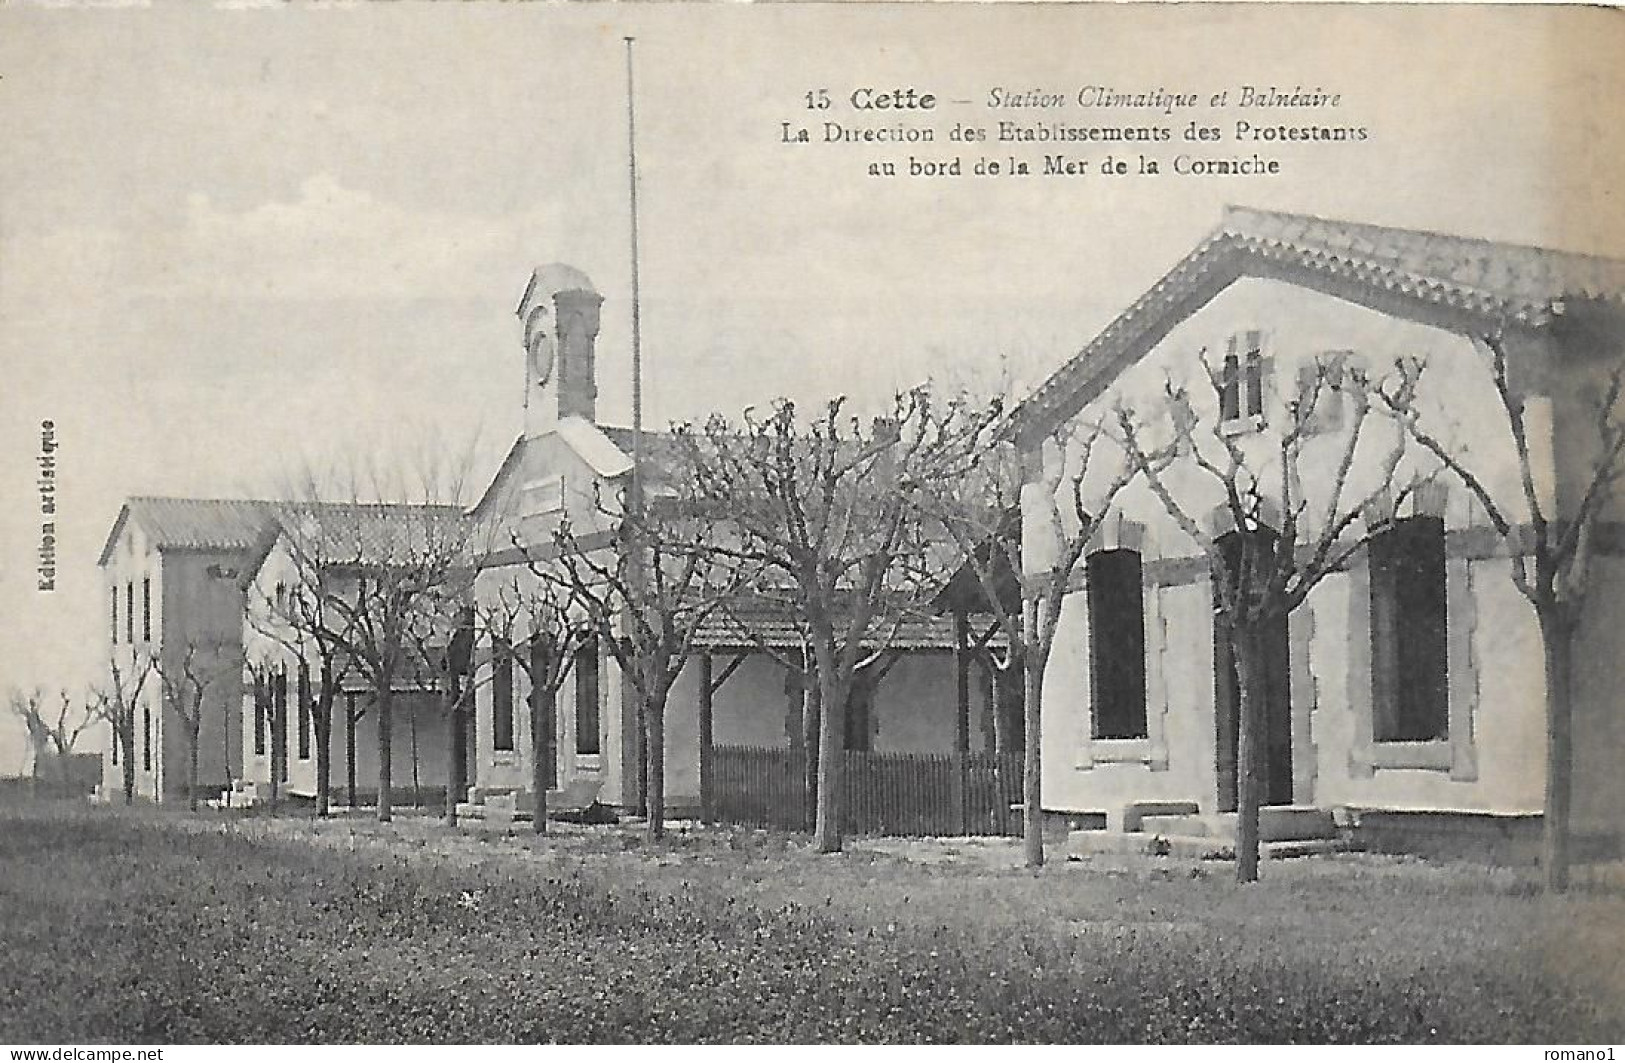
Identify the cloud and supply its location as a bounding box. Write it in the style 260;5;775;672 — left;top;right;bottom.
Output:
124;173;563;302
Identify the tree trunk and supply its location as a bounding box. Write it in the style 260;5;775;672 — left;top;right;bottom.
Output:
410;701;421;805
812;652;847;854
121;722;136;806
346;698;357;808
1232;625;1263;884
633;689;648;818
645;690;666;842
1022;598;1044;868
314;687;333;819
269;688;282;811
801;679;821;833
377;687;393;823
1539;605;1577;893
187;724;200;813
530;679;550;836
447;688;467;826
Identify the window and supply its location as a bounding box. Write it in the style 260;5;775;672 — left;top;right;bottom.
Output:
1296;351;1362;434
491;636;515;752
1369;516;1448;742
844;671;879;752
253;675;267;756
141;577;151;642
574;636;600;755
142;703;151;771
297;663;312;761
125;582;135;645
522;475;566;516
110;587;118;645
1219;330;1267;425
1087;549;1148;739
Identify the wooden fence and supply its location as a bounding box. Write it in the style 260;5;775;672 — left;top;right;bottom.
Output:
711;745;1024;837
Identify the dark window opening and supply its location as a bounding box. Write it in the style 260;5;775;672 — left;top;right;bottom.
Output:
142;577;151;643
1087;549;1148;739
111;588;118;645
125;582;135;645
142;704;151;771
253;676;267;756
297;663;312;761
1370;515;1449;742
574;637;600;755
492;636;515;752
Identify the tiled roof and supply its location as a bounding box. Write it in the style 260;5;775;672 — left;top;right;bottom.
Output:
270;503;471;568
696;597;975;652
1007;206;1625;441
98;497;280;566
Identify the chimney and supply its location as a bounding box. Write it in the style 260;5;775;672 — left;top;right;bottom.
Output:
553;287;603;423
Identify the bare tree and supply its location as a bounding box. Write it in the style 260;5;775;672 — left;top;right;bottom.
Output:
544;476;751;842
91;655;155;806
675;387;995;853
152;638;242;812
473;574;591;833
266;452;476;823
1117;354;1425;882
246;537;362;818
8;687;98;792
924;414;1147;866
1374;336;1625;892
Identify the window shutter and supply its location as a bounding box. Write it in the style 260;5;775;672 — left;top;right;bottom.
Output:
1219;334;1241;422
1248;330;1271;421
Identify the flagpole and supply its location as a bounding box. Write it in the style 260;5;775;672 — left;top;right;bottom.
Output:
624;35;648;816
625;36;643;519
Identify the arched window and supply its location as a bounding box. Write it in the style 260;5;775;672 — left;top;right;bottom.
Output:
491;635;515;752
1369;515;1448;741
574;636;601;755
1087;548;1147;739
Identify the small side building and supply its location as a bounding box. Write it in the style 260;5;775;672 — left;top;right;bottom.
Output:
96;497;276;802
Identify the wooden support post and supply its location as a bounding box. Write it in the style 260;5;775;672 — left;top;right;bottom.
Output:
954;612;970;835
699;651;715;826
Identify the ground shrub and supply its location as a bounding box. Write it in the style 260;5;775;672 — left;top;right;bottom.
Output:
0;804;1619;1043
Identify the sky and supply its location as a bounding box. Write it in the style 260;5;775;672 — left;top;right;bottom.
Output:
1;2;1622;774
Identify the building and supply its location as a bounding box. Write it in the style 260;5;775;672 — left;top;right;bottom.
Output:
236;502;472;807
1006;207;1625;859
96;497;278;802
458;266;986;827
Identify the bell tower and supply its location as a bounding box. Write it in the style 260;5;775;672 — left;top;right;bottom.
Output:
518;264;603;437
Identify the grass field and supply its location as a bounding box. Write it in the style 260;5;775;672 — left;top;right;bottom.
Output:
1;801;1622;1044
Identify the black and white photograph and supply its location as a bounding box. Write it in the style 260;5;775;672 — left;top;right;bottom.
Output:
1;1;1623;1047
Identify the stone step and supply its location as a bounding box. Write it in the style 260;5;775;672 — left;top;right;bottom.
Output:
1067;829;1353;862
1117;800;1201;833
1137;806;1336;843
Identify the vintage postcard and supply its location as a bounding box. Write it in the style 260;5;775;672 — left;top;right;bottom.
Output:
1;1;1622;1048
